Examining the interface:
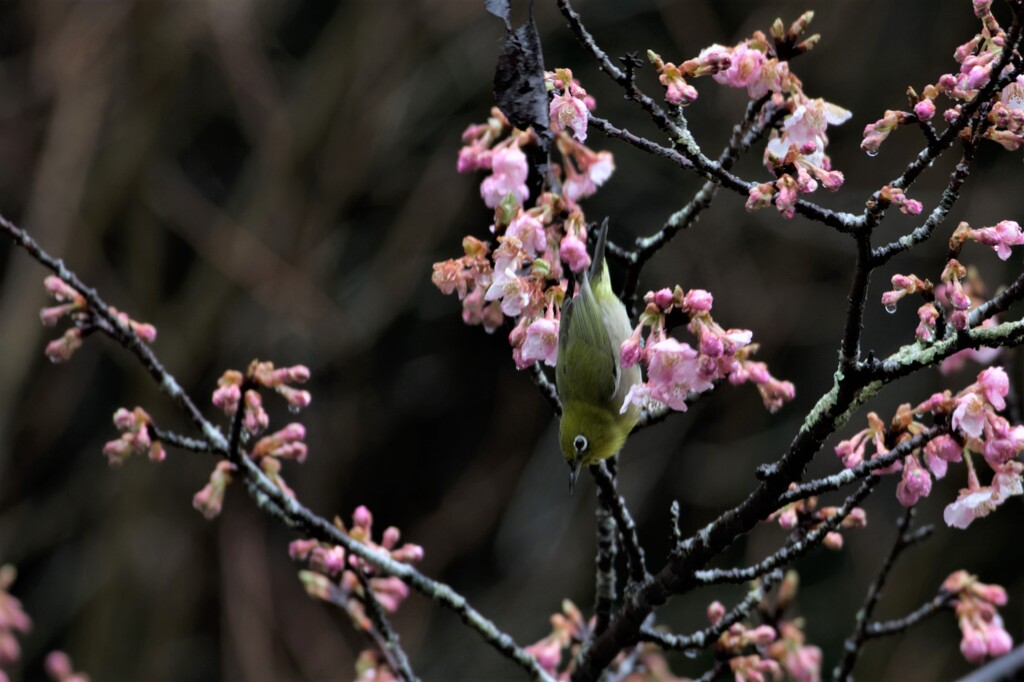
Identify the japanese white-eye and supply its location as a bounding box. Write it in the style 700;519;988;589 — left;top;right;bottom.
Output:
556;219;641;492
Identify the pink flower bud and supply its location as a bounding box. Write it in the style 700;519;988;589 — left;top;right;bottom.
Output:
382;527;401;549
289;539;318;560
620;331;642;369
392;543;425;564
961;628;988;663
653;288;674;311
44;651;73;678
45;328;83;363
559;234;591;274
914;99;936;121
707;600;726;624
823;532;843;551
353;505;373;530
682;289;713;313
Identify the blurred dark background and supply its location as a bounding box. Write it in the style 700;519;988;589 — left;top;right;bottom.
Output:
0;1;1020;680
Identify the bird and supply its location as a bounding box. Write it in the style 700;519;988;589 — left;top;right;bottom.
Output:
556;219;641;492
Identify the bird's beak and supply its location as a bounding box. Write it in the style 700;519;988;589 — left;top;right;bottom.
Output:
568;459;582;494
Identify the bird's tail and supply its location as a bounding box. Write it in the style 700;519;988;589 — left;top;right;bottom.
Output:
588;217;612;295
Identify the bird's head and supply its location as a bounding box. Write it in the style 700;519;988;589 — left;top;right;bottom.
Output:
559;402;629;493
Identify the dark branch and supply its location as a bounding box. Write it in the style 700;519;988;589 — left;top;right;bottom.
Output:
590;461;649;584
695;479;875;586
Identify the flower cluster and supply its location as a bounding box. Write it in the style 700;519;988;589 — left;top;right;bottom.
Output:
290;507;423;637
768;622;822;682
197;360;312;514
648;13;852;219
951;219;1024;262
39;275;156;363
620;286;794;415
212;360;311;437
526;601;683;680
716;618;778;679
548;68;593;142
769;484;867;551
835;367;1024;527
709;607;781;682
943;570;1012;663
436;77;618;368
876;185;923;216
525;600;587;677
863;1;1021;156
649;12;819;106
881;217;1024;373
0;565;31;678
102;406;166;466
754;97;851;218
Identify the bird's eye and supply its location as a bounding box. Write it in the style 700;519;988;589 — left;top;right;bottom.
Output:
573;435;588;453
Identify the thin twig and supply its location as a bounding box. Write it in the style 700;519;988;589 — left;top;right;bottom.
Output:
355;571;419;682
147;426;218;453
695;479;876;586
862;591;954;639
590;461;648;584
833;507;926;681
593;504;618;637
529;362;561;416
0;215;556;682
871;144;977;264
778;427;943;506
639;570;782;652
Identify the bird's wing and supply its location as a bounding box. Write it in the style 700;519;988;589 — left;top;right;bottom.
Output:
556;273;618;404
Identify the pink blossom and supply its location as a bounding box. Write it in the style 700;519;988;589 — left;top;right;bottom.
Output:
730;654;782;682
480;146;529;208
952;393;987;439
923;435;963;478
1000;76;1024;110
982;423;1024;467
622;338;713;413
484;270;530;317
559;234;591;273
562;148;615;203
653;288;674;310
978;367;1009;410
520;318;559;367
746;182;775;211
683;289;714;314
914;99;936;121
916;303;938;341
969;220;1024;260
550;91;589;142
713;44;766;94
506;213;547;257
896;455;932;507
943;462;1023;528
861;110;905;155
775;178;798;218
620;328;643;368
784;644;822;682
707;600;726;624
457;141;491;173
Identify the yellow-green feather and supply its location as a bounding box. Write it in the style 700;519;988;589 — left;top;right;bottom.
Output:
555;221;641;468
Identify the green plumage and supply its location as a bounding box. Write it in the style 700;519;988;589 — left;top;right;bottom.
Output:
556;220;641;489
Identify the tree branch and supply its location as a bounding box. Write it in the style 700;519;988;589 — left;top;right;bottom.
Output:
0;215;556;682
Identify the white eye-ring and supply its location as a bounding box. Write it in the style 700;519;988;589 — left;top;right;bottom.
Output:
573;435;588;453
